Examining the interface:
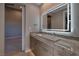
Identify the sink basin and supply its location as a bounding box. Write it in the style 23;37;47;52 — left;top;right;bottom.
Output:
37;34;43;36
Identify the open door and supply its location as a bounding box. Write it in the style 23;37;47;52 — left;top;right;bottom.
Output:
5;4;24;55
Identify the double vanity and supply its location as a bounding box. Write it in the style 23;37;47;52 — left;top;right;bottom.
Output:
30;3;79;56
30;32;79;56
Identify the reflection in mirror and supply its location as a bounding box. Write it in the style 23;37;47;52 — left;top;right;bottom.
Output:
42;4;71;32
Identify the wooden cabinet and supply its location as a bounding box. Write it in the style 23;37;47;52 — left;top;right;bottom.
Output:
38;41;53;56
30;33;79;56
54;44;66;56
30;36;54;56
30;36;76;56
30;36;39;55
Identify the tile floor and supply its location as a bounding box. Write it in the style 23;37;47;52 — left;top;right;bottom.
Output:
5;51;34;56
5;36;34;56
5;37;22;56
14;51;34;56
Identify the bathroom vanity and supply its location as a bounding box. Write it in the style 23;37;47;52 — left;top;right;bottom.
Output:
30;3;79;56
30;32;79;56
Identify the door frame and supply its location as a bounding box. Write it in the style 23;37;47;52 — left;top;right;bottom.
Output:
5;4;26;55
22;5;25;51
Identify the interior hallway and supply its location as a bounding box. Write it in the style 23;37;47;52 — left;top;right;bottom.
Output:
5;4;22;55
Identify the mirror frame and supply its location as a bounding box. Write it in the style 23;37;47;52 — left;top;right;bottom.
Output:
41;3;71;32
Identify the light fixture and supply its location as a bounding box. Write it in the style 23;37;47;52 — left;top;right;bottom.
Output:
20;6;22;8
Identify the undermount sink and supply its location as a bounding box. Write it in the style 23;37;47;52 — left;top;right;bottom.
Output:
37;34;43;36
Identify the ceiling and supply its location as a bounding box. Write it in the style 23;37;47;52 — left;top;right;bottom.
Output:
34;3;43;6
5;3;43;9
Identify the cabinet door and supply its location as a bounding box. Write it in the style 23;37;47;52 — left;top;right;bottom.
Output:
30;36;38;55
33;39;41;56
38;41;53;56
30;36;36;50
54;44;66;56
30;36;54;56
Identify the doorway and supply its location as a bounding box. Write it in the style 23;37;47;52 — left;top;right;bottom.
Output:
5;4;24;55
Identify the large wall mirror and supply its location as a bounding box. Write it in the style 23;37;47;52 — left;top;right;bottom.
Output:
41;3;71;32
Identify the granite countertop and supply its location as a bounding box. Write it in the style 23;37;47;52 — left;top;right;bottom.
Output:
30;32;79;42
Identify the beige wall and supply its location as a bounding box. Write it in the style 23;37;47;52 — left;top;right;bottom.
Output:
71;4;79;37
25;4;40;50
40;3;59;14
0;3;5;55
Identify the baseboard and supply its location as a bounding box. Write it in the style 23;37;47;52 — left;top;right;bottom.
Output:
25;49;35;56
